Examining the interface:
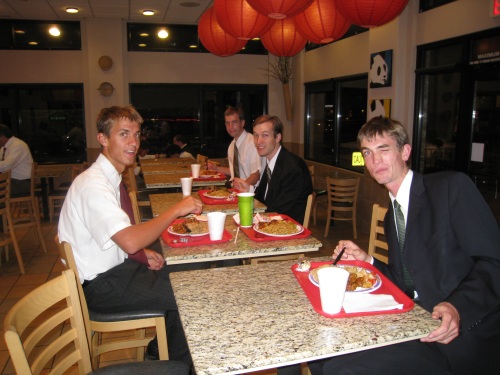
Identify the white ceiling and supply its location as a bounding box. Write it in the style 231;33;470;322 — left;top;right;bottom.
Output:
0;0;213;25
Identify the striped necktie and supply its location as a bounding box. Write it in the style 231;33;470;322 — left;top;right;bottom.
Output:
1;147;6;161
233;143;240;178
393;200;414;291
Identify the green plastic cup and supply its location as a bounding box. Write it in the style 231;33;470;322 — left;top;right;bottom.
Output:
237;192;254;227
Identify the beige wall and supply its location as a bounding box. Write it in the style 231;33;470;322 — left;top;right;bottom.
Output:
0;0;498;230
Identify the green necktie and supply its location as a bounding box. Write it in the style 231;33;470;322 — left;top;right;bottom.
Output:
233;143;240;178
393;200;414;291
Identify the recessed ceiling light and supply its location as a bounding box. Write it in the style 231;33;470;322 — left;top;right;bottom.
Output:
139;44;147;47
66;7;78;14
180;2;200;7
143;10;155;16
49;27;61;36
14;29;25;34
157;29;168;39
189;44;198;48
140;33;149;37
28;41;38;45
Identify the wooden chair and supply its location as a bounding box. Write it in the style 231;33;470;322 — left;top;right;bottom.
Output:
124;166;154;221
196;154;208;168
249;193;314;265
48;163;87;223
9;162;47;253
55;237;169;368
307;165;327;226
367;204;389;264
4;269;189;375
0;171;25;274
324;176;360;239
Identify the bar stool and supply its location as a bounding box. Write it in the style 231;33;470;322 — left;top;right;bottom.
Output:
0;171;26;273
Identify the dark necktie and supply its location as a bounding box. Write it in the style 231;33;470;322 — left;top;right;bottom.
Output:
264;164;272;199
393;200;414;291
233;143;240;178
2;147;6;161
120;180;148;265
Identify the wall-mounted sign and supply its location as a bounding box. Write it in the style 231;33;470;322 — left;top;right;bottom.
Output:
352;152;364;167
470;34;500;64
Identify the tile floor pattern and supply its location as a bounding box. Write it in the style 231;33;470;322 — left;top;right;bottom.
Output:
0;203;368;375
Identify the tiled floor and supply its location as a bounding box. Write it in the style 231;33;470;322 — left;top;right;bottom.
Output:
0;203;368;375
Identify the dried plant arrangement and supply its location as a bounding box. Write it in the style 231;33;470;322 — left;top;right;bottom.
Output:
260;56;293;84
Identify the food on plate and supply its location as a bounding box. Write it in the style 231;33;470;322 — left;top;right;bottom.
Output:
207;187;232;197
200;169;219;176
171;217;208;235
257;220;299;235
310;265;377;291
297;259;311;272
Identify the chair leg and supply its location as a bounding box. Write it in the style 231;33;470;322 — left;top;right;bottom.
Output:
32;199;47;253
352;213;357;239
324;210;331;237
7;215;25;274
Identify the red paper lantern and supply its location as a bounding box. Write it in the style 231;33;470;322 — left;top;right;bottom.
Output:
198;7;247;57
294;0;351;44
334;0;409;28
247;0;313;19
214;0;275;40
260;18;307;57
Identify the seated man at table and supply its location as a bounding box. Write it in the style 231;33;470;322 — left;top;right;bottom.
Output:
310;116;500;375
0;124;33;197
207;106;260;186
233;115;312;224
58;105;203;366
173;134;195;159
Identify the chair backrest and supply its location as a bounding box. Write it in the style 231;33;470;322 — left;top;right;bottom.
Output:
302;193;314;228
197;154;208;166
129;191;142;224
55;236;93;348
124;166;138;192
326;176;360;210
4;269;93;375
367;204;389;264
0;170;11;215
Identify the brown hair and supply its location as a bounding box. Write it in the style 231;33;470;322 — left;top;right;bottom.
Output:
224;106;245;120
96;105;143;136
252;115;283;142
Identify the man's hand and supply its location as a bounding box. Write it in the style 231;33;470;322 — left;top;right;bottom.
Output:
175;195;203;216
333;240;372;263
421;302;460;344
232;177;250;192
143;248;165;270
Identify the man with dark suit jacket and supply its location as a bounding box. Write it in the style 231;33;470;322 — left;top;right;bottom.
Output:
233;115;312;224
310;116;500;375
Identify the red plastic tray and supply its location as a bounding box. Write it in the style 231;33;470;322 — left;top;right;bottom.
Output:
161;219;232;248
292;260;414;318
240;214;312;242
198;190;237;205
193;174;226;181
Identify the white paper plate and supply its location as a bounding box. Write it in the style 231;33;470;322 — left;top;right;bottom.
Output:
309;265;382;293
203;191;233;199
253;223;304;237
167;226;208;237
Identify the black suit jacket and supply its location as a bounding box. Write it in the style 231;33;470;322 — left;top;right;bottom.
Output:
374;171;500;372
255;147;312;223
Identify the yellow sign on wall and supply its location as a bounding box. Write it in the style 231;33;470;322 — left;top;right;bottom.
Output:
352;152;364;166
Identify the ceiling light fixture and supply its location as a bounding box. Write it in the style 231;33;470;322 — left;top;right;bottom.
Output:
157;29;169;39
66;7;78;14
143;10;155;16
49;27;61;36
140;33;149;37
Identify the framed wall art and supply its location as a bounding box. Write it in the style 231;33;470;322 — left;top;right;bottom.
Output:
368;98;391;119
370;50;393;88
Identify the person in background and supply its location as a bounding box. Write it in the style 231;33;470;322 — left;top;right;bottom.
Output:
166;144;182;158
0;124;33;197
309;116;500;375
233;115;312;224
173;134;195;159
207;106;260;186
58;105;203;366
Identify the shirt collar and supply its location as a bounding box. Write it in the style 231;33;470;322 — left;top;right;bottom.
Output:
95;153;122;190
267;146;282;171
389;169;413;213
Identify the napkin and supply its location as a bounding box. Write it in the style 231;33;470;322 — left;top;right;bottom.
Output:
194;214;208;221
342;293;404;313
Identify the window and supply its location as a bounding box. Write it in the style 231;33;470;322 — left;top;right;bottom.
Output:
304;75;367;172
130;84;267;158
419;0;457;12
0;20;81;50
0;84;85;163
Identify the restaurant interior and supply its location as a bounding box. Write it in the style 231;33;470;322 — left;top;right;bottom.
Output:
0;0;499;374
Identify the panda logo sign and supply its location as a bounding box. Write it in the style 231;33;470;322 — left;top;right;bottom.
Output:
370;50;393;88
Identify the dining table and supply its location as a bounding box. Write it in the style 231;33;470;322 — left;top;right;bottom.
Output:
139;157;194;165
140;163;192;174
35;164;72;220
143;172;227;189
170;259;440;375
149;191;267;217
160;214;322;264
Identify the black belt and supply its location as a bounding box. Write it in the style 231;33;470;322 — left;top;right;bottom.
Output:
82;274;100;288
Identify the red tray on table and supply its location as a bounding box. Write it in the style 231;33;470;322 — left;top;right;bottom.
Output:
239;214;312;242
161;219;232;248
292;260;414;318
192;173;226;182
198;190;238;205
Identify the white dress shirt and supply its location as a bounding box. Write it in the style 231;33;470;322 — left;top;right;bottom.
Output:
227;130;261;180
0;136;33;180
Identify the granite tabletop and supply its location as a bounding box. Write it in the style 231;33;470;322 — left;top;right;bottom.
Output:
161;216;322;264
140;157;193;165
141;163;192;174
149;192;267;216
170;260;440;375
144;173;226;189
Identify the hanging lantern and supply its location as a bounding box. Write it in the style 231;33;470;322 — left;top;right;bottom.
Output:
213;0;275;40
261;18;307;57
294;0;351;44
198;7;247;57
247;0;313;19
334;0;409;28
